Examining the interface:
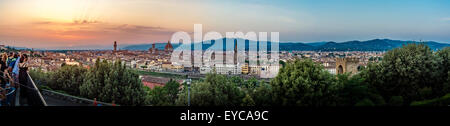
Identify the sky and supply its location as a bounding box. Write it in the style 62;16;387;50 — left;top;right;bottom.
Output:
0;0;449;49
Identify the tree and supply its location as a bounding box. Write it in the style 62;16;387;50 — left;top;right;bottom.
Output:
250;83;273;106
80;59;147;106
230;76;244;87
243;77;258;89
279;60;286;67
165;79;180;105
270;59;338;106
335;73;369;106
48;65;86;95
147;86;170;106
29;68;51;87
241;94;255;106
388;96;404;106
436;47;450;94
176;73;245;106
145;79;181;106
355;98;375;106
362;44;443;105
176;81;214;106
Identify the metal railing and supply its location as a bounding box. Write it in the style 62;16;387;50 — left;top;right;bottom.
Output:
0;72;47;106
24;72;47;106
41;89;116;106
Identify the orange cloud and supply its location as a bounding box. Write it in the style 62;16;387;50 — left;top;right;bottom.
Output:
0;20;179;49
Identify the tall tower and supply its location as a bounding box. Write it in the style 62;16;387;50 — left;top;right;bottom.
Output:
149;43;156;53
114;41;117;52
234;39;237;65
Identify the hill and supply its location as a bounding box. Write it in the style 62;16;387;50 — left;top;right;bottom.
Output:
121;38;450;51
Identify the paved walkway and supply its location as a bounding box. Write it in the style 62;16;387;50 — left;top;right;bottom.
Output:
42;94;90;106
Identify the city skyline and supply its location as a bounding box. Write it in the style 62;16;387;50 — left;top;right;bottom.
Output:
1;0;450;49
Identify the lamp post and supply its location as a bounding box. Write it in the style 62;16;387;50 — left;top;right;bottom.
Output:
187;78;191;106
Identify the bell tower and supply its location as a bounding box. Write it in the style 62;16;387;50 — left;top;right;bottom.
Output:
114;41;117;53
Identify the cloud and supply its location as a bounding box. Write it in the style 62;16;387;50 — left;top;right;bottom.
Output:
105;24;172;35
0;20;179;48
32;21;53;25
72;19;100;25
29;20;176;36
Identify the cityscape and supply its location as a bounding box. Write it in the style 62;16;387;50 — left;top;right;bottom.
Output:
0;0;449;124
24;40;385;78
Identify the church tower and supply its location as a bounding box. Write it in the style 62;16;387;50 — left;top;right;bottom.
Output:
114;41;117;53
149;43;157;53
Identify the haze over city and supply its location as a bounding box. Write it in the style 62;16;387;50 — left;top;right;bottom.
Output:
0;0;449;49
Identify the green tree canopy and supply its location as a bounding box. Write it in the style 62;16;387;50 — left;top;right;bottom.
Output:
147;86;170;106
362;44;445;105
176;73;245;106
80;59;147;106
48;65;86;95
436;47;450;93
270;59;338;106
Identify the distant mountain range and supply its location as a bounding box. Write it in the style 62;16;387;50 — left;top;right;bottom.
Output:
122;38;450;51
4;46;30;50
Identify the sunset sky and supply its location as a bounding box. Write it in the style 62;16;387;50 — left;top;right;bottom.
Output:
0;0;449;49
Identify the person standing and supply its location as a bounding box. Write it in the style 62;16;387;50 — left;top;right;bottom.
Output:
93;98;98;106
12;53;21;83
4;58;15;106
4;52;19;106
0;53;8;106
19;54;29;104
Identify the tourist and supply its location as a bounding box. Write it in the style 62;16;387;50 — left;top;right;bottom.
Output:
0;53;8;106
12;52;21;82
0;53;8;82
19;54;29;103
2;52;19;106
0;54;7;87
93;98;98;106
7;52;16;70
3;64;15;106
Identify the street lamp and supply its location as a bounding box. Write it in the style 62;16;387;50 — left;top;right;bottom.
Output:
187;78;192;106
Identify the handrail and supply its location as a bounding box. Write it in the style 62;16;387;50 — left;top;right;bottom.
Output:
0;71;47;106
26;72;48;106
41;89;116;106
